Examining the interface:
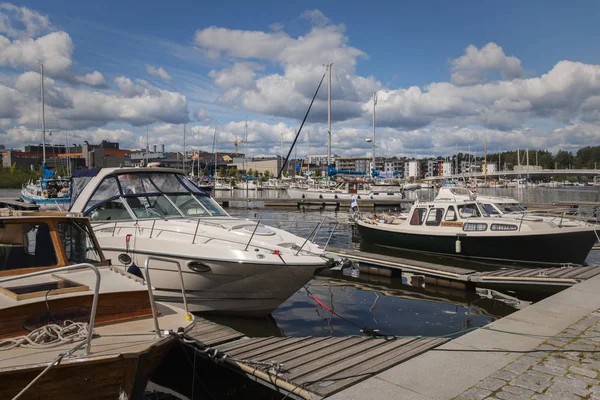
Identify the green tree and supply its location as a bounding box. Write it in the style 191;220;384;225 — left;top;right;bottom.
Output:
218;167;226;177
228;167;237;177
263;170;271;179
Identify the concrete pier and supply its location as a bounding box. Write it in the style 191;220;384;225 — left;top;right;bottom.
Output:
330;274;600;400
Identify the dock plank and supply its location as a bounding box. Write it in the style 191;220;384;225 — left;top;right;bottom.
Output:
307;338;446;397
221;337;291;357
293;338;417;384
285;338;393;380
229;337;313;360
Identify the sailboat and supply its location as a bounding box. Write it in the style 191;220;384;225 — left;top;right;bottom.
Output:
285;69;404;200
20;64;71;210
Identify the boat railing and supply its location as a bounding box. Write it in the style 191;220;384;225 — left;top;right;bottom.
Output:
144;256;191;338
0;263;101;355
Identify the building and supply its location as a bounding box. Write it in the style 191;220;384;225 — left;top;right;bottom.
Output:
404;160;420;179
230;156;282;176
483;163;497;175
441;161;454;177
384;159;404;176
422;159;438;178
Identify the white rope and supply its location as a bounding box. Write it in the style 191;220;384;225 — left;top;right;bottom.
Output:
0;321;90;351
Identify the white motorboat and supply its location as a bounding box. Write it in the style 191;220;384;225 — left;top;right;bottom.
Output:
69;167;328;316
435;187;592;227
287;180;405;200
356;196;599;266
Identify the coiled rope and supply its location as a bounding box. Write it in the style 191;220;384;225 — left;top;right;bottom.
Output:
0;321;90;351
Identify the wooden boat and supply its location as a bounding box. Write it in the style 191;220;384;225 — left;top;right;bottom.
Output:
355;197;599;266
0;211;194;399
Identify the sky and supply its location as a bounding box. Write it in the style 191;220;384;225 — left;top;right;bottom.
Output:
0;1;599;159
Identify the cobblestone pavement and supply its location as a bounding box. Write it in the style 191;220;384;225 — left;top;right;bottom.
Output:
455;310;600;400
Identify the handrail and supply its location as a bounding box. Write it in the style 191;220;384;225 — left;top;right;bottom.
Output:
244;218;261;251
143;256;191;338
0;263;101;355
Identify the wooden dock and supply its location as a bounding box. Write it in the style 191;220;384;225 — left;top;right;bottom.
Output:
216;197;412;210
0;197;39;211
325;247;600;289
182;318;447;399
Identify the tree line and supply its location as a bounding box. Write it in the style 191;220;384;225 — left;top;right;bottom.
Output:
449;146;600;170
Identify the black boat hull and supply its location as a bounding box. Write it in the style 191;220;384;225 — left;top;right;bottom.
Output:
356;223;597;266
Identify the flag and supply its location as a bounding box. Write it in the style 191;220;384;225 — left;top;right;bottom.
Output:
350;197;358;213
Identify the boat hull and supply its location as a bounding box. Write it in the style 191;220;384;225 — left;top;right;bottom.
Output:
19;193;70;211
0;336;174;400
102;248;322;317
356;221;597;266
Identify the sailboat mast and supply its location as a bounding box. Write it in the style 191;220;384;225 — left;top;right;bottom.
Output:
183;123;186;172
40;63;46;164
327;63;332;185
372;91;377;177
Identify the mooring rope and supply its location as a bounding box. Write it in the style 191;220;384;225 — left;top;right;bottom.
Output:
0;321;90;351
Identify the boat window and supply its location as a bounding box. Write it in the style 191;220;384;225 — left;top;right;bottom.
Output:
89;198;132;221
482;203;500;215
491;223;518;231
0;222;57;270
125;195;181;219
499;203;526;213
457;204;481;218
168;194;210;216
463;223;488;231
445;206;457;221
150;173;189;193
426;208;444;226
410;208;427;225
194;195;229;216
86;177;120;211
179;176;204;194
58;221;102;264
118;174;160;195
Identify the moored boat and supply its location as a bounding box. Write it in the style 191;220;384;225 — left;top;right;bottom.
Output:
356;197;598;266
68;167;328;316
0;210;193;399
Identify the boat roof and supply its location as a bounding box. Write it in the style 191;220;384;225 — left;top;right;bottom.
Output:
69;166;193;213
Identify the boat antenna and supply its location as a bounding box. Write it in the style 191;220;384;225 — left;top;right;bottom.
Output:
277;70;327;178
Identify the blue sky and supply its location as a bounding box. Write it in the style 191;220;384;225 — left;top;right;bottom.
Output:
1;1;599;158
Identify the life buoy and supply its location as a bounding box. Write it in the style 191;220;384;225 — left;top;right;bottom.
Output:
42;190;48;199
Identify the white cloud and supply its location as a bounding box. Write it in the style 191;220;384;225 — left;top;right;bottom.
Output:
208;62;263;89
74;71;107;88
300;9;331;27
0;31;74;77
0;3;52;38
146;65;172;84
450;43;524;86
194;108;212;123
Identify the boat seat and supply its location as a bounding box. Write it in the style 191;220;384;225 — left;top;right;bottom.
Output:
0;244;35;270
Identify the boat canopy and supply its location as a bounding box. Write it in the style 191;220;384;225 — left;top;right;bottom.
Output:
76;170;228;221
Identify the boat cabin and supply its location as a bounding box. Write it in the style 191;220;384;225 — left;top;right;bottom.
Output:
0;212;106;277
406;200;521;232
69;168;230;221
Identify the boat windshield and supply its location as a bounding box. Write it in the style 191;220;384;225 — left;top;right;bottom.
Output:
496;202;527;213
85;172;229;221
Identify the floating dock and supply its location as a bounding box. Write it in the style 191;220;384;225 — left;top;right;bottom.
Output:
0;197;39;211
325;247;600;290
216;197;412;210
181;318;447;399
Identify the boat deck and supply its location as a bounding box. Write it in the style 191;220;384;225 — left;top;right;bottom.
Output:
184;318;448;399
325;247;600;288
